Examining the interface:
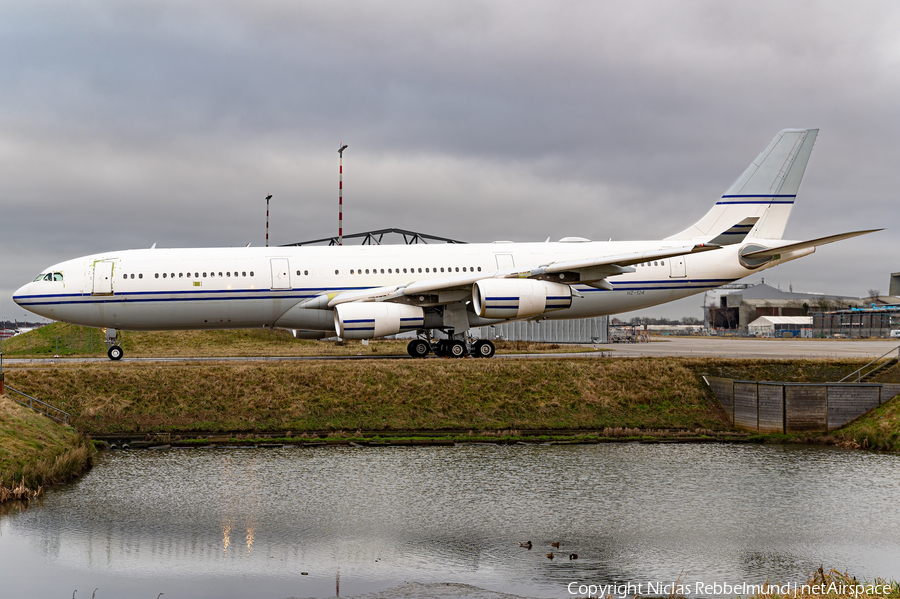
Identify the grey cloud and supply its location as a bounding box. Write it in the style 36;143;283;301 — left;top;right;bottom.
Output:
2;1;899;319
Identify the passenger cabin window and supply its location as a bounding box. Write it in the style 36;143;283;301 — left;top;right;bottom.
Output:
139;274;143;279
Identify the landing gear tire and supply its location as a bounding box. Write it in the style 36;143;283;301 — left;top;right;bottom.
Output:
408;339;430;358
448;339;467;358
472;340;495;358
108;345;124;361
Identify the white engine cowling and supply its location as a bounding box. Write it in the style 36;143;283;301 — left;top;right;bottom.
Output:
334;302;425;339
472;279;572;319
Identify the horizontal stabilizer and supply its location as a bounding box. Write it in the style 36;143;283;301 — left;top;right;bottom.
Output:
741;229;882;260
707;217;759;246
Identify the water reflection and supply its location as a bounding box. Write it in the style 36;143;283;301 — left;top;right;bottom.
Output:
0;443;898;598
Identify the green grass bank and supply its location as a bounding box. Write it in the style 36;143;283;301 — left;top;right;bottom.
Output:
0;393;94;500
4;358;730;435
4;356;889;438
0;322;597;358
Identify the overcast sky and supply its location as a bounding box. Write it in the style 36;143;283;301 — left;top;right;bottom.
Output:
2;1;898;322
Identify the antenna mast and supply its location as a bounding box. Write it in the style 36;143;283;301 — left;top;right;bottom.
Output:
338;143;348;246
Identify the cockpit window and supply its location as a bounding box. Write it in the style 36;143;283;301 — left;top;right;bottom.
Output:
33;272;63;282
52;273;63;281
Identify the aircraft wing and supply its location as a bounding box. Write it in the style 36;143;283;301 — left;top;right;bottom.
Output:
740;229;882;260
326;243;719;307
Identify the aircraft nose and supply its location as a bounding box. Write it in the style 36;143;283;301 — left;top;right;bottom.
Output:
12;283;31;306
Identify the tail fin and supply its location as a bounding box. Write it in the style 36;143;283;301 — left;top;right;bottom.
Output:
666;128;818;241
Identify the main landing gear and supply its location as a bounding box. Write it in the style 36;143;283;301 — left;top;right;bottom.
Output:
406;337;495;359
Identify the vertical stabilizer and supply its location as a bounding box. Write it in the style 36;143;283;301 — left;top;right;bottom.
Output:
666;129;818;241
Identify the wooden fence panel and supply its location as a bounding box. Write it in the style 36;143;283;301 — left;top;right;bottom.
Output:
827;385;881;430
758;383;784;433
706;377;734;422
733;381;758;432
785;385;827;432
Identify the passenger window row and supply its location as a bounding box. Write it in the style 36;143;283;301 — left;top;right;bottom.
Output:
637;261;665;267
347;266;482;275
122;271;255;280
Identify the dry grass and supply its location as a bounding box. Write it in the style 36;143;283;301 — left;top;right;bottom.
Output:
832;394;900;452
692;358;871;383
4;357;728;434
0;394;95;499
744;568;898;599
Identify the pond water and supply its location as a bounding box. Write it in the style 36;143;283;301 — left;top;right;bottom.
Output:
1;443;898;598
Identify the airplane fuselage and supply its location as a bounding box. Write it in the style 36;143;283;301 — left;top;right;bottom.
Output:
13;240;775;332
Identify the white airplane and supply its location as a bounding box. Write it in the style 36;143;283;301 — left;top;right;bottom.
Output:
13;129;877;360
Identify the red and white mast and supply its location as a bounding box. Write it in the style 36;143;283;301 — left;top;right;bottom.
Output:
338;143;347;246
265;194;272;247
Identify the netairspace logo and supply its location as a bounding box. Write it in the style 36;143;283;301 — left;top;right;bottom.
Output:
566;581;895;598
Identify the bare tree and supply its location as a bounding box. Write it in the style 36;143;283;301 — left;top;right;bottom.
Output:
868;289;881;300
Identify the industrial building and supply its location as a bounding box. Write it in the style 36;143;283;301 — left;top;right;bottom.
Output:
814;308;900;338
707;282;864;330
708;276;900;338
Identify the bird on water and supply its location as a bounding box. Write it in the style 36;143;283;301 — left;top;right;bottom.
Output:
519;541;532;549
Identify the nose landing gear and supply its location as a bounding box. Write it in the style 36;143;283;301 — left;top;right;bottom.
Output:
104;328;124;361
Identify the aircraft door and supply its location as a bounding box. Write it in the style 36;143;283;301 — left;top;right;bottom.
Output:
669;256;687;278
495;254;514;270
92;261;115;295
270;258;291;290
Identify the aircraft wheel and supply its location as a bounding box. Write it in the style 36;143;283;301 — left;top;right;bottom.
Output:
448;339;467;358
408;339;430;358
108;345;124;361
473;340;495;358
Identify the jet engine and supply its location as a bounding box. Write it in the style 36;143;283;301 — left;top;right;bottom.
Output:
334;302;425;339
472;279;572;319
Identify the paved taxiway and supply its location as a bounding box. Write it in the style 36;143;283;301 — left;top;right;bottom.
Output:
595;337;900;359
3;338;897;364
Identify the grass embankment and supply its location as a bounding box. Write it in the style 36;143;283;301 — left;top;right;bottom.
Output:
5;358;726;435
0;322;598;358
827;362;900;451
743;568;898;599
0;394;94;501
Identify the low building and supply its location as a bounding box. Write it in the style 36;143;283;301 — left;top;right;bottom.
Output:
471;316;609;344
747;316;813;337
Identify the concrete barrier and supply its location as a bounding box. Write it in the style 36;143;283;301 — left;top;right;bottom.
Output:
704;377;900;433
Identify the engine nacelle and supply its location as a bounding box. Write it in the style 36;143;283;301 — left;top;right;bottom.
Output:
334;302;425;340
472;279;572;319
